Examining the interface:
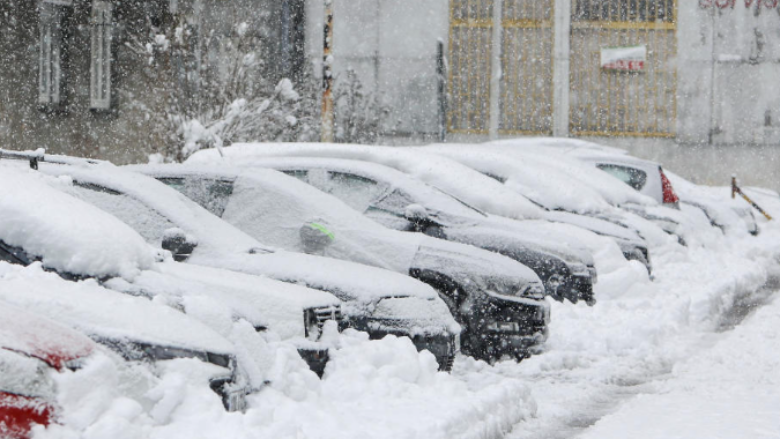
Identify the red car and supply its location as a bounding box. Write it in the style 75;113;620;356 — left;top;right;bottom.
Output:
0;302;96;438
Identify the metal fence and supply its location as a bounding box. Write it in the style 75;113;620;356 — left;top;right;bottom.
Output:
569;0;677;137
447;0;676;138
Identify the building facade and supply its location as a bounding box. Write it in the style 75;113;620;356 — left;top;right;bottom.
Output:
304;0;780;146
0;0;296;163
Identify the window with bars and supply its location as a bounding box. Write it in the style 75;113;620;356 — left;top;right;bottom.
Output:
38;3;65;107
573;0;675;22
90;1;112;110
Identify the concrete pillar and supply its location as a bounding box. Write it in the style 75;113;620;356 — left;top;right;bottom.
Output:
552;0;571;137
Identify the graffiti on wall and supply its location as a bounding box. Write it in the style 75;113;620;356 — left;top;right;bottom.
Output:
699;0;779;10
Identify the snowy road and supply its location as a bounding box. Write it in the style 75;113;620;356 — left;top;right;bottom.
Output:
492;229;780;439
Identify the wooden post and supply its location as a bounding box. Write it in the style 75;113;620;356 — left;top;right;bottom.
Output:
321;0;335;143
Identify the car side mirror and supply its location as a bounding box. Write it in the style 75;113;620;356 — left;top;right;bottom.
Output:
300;221;334;255
162;228;198;262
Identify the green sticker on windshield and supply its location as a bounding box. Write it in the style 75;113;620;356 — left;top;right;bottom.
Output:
310;222;335;240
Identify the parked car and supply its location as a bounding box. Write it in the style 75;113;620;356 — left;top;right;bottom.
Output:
0;302;97;439
125;164;551;362
5;160;461;369
184;148;600;306
472;141;699;246
379;147;653;273
0;165;343;377
0;262;251;413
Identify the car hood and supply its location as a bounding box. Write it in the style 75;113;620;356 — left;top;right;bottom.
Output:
0;262;235;357
189;249;439;304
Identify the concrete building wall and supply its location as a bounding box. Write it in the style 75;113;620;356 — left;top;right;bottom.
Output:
305;0;449;136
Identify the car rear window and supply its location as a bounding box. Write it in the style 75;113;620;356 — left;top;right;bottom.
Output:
596;164;647;191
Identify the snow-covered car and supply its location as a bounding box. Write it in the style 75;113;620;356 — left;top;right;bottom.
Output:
125;164;550;361
185;147;599;306
571;150;759;236
0;302;97;439
478;140;695;244
0;165;343;377
237;158;598;303
0;262;251;413
10;160;462;369
413;146;653;272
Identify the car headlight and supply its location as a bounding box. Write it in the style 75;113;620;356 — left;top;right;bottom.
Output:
484;279;545;300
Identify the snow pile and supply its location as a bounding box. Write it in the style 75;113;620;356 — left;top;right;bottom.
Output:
0;166;155;279
30;329;535;439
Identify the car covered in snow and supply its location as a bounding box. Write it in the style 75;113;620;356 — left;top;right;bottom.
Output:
9;160;462;369
569;149;759;236
0;263;251;413
478;140;699;245
0;302;97;438
124;164;550;361
0;165;345;377
412;146;653;272
185;147;599;306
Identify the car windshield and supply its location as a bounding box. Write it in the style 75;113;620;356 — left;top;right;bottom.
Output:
158;178;235;218
63;183;177;245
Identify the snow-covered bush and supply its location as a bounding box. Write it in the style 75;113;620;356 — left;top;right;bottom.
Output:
333;69;395;145
124;18;306;162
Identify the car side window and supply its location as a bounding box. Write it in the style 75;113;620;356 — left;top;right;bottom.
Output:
596;164;647;191
65;183;176;244
279;170;309;183
158;177;235;217
323;172;385;213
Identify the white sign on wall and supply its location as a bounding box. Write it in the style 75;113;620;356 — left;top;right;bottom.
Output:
600;45;647;71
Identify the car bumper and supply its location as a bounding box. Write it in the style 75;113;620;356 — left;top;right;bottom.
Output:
466;298;550;360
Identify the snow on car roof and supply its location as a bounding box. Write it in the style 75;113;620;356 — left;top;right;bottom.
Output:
186;143;546;220
0;165;155;279
189;156;493;221
418;145;613;214
478;142;656;206
34;161;273;255
0;300;95;369
0;262;235;356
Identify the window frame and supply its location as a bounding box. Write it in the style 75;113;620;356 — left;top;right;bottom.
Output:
38;2;68;109
90;1;113;111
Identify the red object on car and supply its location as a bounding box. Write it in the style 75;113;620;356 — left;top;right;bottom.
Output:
659;168;680;205
0;302;95;438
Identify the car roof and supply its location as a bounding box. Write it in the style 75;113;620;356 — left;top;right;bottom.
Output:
0;300;95;370
0;165;155;280
186;143;547;221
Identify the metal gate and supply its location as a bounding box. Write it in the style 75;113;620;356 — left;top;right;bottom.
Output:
448;0;554;135
569;0;677;137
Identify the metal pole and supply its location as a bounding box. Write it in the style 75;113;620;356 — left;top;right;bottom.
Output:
321;0;335;143
488;0;503;140
437;39;447;142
